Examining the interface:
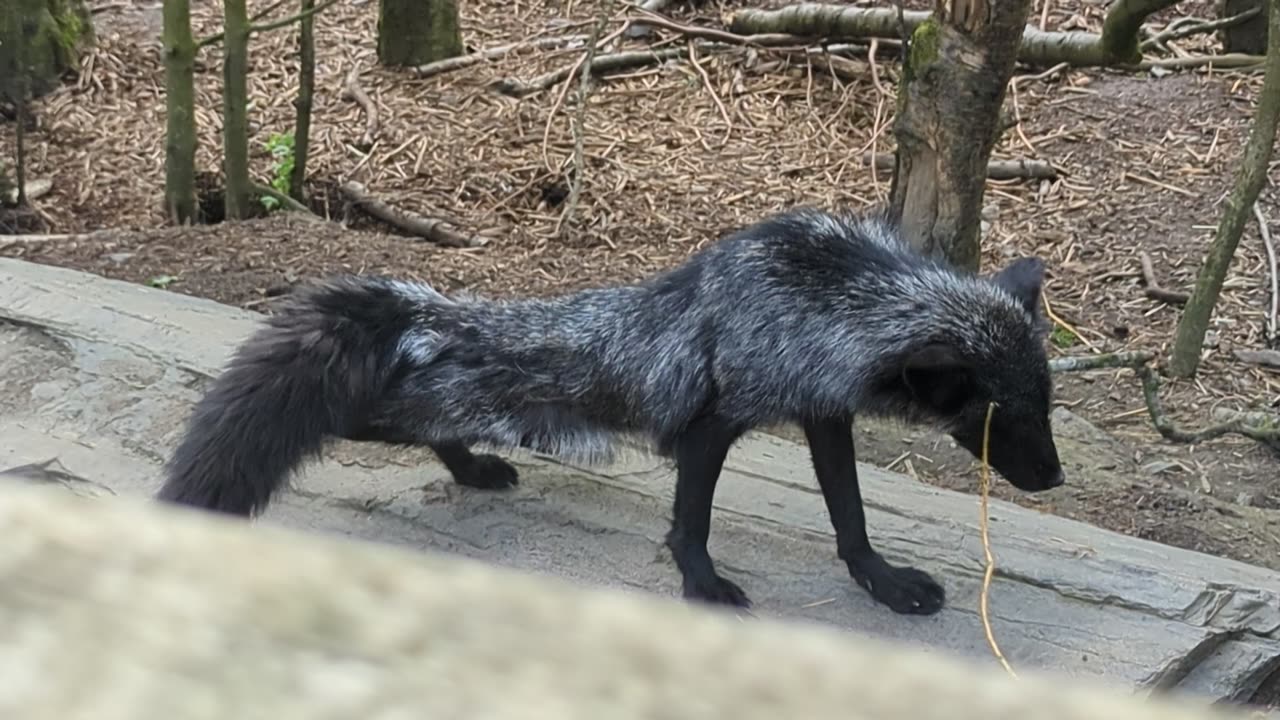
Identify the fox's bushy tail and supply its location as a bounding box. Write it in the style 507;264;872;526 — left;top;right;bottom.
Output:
156;277;422;516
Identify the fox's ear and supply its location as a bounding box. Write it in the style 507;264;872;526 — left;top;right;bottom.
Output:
990;257;1045;316
901;343;974;416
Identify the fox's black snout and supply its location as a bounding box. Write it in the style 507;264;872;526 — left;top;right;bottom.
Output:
951;415;1065;494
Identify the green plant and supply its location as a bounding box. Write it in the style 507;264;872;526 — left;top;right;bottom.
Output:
260;131;295;211
1050;325;1078;349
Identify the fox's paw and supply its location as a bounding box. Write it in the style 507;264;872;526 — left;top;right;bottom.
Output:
455;454;519;490
849;551;945;615
684;573;752;609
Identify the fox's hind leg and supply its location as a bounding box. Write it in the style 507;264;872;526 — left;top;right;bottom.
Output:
665;414;751;608
342;424;518;490
429;441;519;490
804;415;945;615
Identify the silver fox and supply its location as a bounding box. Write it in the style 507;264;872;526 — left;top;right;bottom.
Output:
157;206;1064;615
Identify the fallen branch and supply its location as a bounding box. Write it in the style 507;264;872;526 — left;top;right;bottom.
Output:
0;232;95;244
413;34;589;79
1135;52;1265;70
728;2;1224;68
862;153;1058;180
1048;351;1155;372
246;0;338;34
1048;350;1280;449
1138;252;1190;305
1211;406;1280;436
1137;364;1280;447
253;182;313;215
1140;8;1260;52
1235;348;1280;369
339;181;485;248
340;61;379;148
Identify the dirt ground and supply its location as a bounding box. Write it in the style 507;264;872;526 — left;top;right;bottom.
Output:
3;0;1280;617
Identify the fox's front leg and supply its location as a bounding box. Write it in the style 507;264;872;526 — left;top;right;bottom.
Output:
804;415;946;615
665;414;750;608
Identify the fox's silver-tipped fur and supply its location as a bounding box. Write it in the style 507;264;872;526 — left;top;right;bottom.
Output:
158;206;1063;615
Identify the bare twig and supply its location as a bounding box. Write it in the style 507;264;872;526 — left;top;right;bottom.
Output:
977;402;1017;679
339;182;486;248
557;0;616;237
1041;290;1099;351
413;35;590;79
1137;364;1280;446
341;61;379;148
196;0;337;49
1254;204;1278;344
1138;252;1190;305
247;0;338;34
862;153;1058;180
1048;351;1155;372
688;41;733;144
1140;8;1261;51
540;18;634;173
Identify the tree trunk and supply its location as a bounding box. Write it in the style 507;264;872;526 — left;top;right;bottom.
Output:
163;0;198;224
222;0;251;220
289;0;315;203
1168;0;1280;378
377;0;462;67
887;0;1035;271
1218;0;1270;54
0;0;93;103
